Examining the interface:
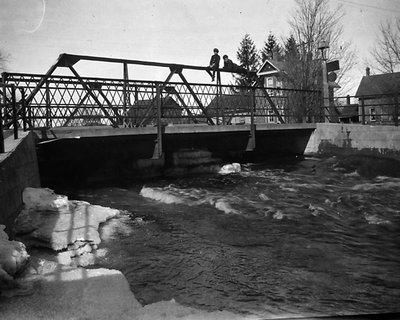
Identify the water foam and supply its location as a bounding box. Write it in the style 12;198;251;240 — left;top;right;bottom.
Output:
364;213;391;225
352;180;400;191
139;185;242;215
219;163;241;175
140;186;184;204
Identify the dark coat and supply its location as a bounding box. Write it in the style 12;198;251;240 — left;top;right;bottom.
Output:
223;59;247;73
209;54;220;70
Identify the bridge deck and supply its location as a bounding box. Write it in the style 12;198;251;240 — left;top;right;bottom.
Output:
35;123;316;140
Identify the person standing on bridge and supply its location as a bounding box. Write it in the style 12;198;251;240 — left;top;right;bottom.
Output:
207;48;220;82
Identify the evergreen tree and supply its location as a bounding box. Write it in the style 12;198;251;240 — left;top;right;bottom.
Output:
281;34;303;89
261;33;282;62
235;34;260;86
283;34;299;59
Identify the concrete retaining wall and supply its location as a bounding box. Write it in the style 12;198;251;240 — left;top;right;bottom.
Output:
0;132;40;230
305;123;400;160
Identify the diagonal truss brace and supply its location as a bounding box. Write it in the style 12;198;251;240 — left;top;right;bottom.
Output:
177;71;214;125
68;66;119;127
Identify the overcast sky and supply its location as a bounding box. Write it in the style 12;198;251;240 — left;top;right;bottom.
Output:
1;0;399;93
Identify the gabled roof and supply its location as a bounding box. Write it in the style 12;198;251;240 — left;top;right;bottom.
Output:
132;96;180;107
257;59;285;76
207;94;251;115
355;72;400;97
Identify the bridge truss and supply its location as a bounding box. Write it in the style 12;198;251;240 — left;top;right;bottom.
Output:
1;53;323;156
1;53;324;128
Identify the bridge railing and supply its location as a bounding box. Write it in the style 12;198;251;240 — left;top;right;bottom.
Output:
0;82;28;153
2;72;323;129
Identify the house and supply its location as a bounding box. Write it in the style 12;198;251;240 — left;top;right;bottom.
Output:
205;60;288;125
257;59;285;89
256;59;286;123
206;93;251;125
127;96;183;126
337;103;359;123
65;106;106;127
355;68;400;124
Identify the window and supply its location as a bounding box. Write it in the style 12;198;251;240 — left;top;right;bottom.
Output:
268;110;274;123
370;107;376;121
267;78;274;87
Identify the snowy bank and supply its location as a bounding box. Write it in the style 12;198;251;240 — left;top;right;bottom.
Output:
2;188;254;319
0;225;29;290
14;187;119;265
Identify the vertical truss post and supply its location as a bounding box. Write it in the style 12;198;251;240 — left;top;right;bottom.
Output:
246;88;256;151
45;80;51;128
123;62;129;127
21;88;27;131
11;85;18;139
0;85;4;153
132;85;138;126
216;88;220;125
152;83;163;159
216;70;223;125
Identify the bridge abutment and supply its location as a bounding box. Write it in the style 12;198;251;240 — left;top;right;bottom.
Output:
305;123;400;161
0;132;40;231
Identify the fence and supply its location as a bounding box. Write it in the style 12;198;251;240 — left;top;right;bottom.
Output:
328;93;399;126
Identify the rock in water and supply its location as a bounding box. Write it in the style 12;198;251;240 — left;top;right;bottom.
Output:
218;162;241;175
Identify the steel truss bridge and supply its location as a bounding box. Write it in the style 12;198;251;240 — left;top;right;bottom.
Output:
0;53;323;154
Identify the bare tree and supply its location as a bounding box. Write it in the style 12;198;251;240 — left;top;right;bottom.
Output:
371;18;400;73
286;0;356;94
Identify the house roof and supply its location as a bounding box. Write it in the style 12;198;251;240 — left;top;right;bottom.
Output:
355;72;400;97
207;94;251;115
132;96;180;107
257;59;285;76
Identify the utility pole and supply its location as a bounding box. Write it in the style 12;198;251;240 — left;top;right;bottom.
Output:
318;40;330;122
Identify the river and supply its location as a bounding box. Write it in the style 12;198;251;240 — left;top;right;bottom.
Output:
61;155;400;319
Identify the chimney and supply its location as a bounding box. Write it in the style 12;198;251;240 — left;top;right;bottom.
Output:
366;67;370;76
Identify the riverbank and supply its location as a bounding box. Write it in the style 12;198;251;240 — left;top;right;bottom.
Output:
0;187;252;320
0;257;250;320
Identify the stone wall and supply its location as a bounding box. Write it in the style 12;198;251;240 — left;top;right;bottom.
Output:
0;132;40;230
305;123;400;160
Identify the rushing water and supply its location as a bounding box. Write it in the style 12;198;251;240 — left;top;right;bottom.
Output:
62;156;400;318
